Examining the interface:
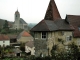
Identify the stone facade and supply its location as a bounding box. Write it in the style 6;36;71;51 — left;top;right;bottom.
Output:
34;31;73;56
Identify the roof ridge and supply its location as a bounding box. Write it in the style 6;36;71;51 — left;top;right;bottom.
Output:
44;20;50;31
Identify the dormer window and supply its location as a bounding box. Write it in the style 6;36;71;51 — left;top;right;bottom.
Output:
41;32;47;39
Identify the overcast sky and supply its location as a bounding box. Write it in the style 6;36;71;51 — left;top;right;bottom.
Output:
0;0;80;23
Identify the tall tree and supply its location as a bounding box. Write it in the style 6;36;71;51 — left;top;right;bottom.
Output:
1;20;9;34
3;20;9;31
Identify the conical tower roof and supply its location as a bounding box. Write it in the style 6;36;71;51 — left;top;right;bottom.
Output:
44;0;61;21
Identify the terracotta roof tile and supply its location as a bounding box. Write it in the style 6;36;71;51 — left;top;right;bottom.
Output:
66;15;80;37
0;34;10;40
22;31;31;37
18;31;31;39
44;0;61;20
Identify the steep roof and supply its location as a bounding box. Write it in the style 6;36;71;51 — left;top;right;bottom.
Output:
17;31;31;39
0;34;10;40
31;19;74;32
66;15;80;37
20;18;27;24
44;0;61;20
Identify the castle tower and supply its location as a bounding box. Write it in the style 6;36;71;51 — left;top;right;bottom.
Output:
44;0;61;20
14;9;20;29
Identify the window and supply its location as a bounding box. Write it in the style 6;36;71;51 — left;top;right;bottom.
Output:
66;36;72;41
41;32;47;39
66;36;70;41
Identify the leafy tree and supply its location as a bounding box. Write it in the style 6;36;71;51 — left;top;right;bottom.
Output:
69;42;79;60
3;20;9;30
1;29;7;34
1;20;9;34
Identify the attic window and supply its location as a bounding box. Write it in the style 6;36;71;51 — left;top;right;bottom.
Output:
41;32;47;39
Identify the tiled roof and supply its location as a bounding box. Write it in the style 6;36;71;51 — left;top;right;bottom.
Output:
31;19;74;32
0;34;10;40
17;31;31;39
44;0;61;20
66;15;80;37
54;19;74;31
31;20;51;31
8;34;17;39
22;31;31;37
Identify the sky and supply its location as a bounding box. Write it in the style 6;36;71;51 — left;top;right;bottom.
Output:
0;0;80;23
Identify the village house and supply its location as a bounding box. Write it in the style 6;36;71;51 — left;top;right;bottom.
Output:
17;30;33;43
65;15;80;48
31;0;75;56
0;34;10;47
25;41;35;55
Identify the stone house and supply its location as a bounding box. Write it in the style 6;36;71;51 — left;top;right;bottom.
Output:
31;19;74;56
65;15;80;48
31;0;74;56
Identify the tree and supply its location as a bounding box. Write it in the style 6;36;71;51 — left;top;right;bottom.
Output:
69;42;79;60
3;20;9;30
1;20;9;34
20;43;25;52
